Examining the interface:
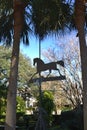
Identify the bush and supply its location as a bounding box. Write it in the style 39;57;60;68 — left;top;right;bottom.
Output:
59;105;83;130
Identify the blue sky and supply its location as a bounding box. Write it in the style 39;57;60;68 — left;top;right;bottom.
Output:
20;35;56;62
20;30;77;63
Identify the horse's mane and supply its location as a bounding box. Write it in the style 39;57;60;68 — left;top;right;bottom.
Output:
34;58;44;64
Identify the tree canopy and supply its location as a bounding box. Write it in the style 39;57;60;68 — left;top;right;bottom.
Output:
31;0;74;40
0;0;32;45
0;45;34;87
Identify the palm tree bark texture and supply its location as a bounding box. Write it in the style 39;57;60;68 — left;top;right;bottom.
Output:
75;0;87;130
5;1;26;130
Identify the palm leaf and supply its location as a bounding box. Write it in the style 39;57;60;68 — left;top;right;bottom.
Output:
31;0;73;39
0;0;32;46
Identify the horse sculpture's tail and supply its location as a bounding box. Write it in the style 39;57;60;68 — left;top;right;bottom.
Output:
56;60;64;67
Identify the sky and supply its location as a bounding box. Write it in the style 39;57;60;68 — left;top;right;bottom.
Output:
20;34;56;62
20;30;77;63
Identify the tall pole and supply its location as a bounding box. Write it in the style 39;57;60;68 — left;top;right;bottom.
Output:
38;37;42;110
35;37;47;130
38;37;42;107
39;38;41;59
38;37;42;102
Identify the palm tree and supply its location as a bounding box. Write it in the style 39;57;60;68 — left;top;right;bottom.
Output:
31;0;72;40
0;0;31;130
75;0;87;130
5;1;32;130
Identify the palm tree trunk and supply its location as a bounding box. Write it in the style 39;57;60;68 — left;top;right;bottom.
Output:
75;0;87;130
5;1;24;130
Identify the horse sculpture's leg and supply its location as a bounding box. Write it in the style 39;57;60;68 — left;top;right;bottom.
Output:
47;69;51;77
57;69;62;76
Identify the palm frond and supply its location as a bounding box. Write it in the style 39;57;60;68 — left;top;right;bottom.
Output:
0;0;32;46
31;0;74;40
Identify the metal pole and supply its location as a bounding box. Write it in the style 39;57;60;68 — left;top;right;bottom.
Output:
38;37;42;107
39;38;41;59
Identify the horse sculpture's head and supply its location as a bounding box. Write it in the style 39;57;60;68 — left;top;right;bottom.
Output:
33;58;44;66
33;58;40;66
33;58;37;66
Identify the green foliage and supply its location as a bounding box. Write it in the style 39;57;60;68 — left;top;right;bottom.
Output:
0;0;31;45
0;83;7;122
41;91;55;125
0;46;35;116
16;96;26;113
0;82;7;116
61;105;72;112
0;46;34;87
0;98;6;114
42;91;54;115
31;0;73;39
18;53;34;84
0;46;11;78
